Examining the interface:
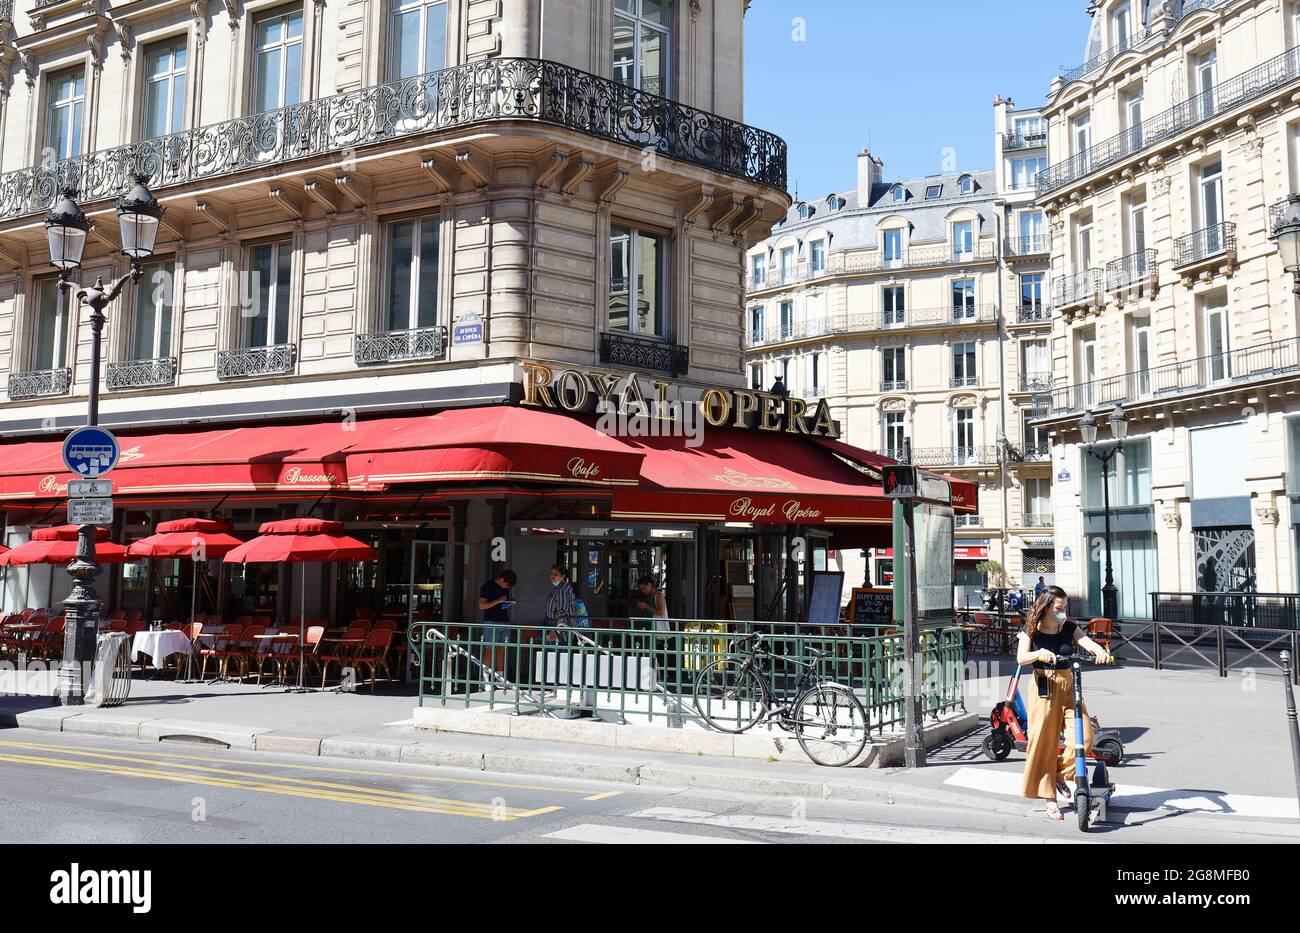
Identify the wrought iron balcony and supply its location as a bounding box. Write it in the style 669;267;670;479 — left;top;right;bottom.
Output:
1039;44;1300;197
7;367;71;400
746;241;996;291
1060;27;1150;84
840;303;998;334
1021;443;1051;461
1005;235;1048;257
1105;248;1157;291
354;326;448;365
950;375;979;388
1002;131;1047;151
1034;334;1300;417
599;331;688;376
880;379;908;392
216;343;297;380
910;446;999;468
0;0;12;21
106;356;176;391
806;385;826;399
1177;0;1231;24
955;513;984;528
0;59;787;225
1052;269;1101;309
1020;513;1054;528
747;318;832;347
1016;303;1050;324
1018;372;1052;393
1174;222;1235;268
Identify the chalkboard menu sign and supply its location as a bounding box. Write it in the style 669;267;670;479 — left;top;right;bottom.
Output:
850;587;895;628
806;571;845;627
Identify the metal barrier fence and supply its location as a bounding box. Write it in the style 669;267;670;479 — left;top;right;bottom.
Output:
408;620;966;734
1152;591;1300;630
1107;619;1300;683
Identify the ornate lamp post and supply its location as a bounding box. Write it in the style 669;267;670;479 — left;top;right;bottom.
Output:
1272;195;1300;295
47;175;163;705
1079;403;1129;621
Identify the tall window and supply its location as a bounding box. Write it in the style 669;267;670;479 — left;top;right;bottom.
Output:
612;0;671;95
1199;159;1224;237
1018;210;1044;246
389;0;447;79
243;239;293;348
609;223;666;336
1075;214;1094;270
1132;315;1152;395
1010;156;1046;190
1202;291;1230;383
132;259;175;360
1078;325;1097;404
951;220;973;260
809;240;826;274
1126;190;1147;254
1191;47;1217;120
1110;1;1132;47
778;300;793;339
882;227;903;266
1071;112;1092;161
1021;339;1049;387
779;247;794;283
750;253;766;286
1020;273;1044;312
807;352;824;395
884;411;905;456
749;306;764;343
953;408;975;456
33;276;72;370
749;362;763;391
1122;86;1143;132
951;278;975;319
883;285;905;325
143;40;187;138
47;69;86;160
952;342;977;385
384;214;439;332
882;347;906;390
1023;478;1051;525
252;7;304;113
1022;407;1048;456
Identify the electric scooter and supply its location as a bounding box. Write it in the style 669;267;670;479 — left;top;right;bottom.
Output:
982;665;1124;765
1057;650;1115;831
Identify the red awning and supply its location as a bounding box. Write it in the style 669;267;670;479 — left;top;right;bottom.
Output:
609;428;895;526
343;407;644;489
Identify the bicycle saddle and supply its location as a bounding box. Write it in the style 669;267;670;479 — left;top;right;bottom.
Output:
807;647;827;659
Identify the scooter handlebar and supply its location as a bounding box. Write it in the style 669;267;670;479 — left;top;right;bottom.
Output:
1051;650;1114;665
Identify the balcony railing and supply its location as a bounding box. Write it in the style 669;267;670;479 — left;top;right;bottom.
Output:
354;326;448;365
7;367;71;400
747;317;832;347
910;446;999;468
879;379;908;392
1039;44;1300;196
1017;303;1049;324
599;331;688;376
0;0;12;21
1061;27;1151;84
1174;222;1235;268
1177;0;1231;24
955;514;984;528
842;303;998;333
1018;372;1052;393
1035;334;1300;416
1020;443;1051;461
1003;131;1047;151
106;356;177;390
950;375;979;388
806;385;826;399
0;59;787;224
1005;234;1048;256
1020;513;1053;528
1105;248;1157;291
216;343;297;380
1051;269;1101;308
746;241;996;291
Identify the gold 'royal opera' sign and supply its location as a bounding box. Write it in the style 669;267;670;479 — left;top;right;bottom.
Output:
520;362;841;439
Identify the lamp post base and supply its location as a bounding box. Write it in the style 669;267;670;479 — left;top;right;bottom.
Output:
1101;584;1118;621
57;554;101;707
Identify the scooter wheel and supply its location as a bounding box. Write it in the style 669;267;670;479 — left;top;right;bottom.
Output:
982;730;1013;761
1074;789;1091;831
1095;738;1124;765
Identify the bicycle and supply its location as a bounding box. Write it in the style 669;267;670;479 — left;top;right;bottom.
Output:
692;632;869;767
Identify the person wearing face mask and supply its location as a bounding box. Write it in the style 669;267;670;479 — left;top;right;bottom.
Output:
543;564;587;641
1016;584;1111;820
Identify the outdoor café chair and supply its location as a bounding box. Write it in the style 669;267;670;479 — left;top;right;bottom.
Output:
1087;618;1114;651
967;612;997;654
317;629;369;687
372;619;397;632
227;625;267;681
352;629;393;691
199;625;244;681
292;624;327;684
33;615;65;660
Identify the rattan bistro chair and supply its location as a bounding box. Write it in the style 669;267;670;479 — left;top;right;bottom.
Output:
352;629;393;691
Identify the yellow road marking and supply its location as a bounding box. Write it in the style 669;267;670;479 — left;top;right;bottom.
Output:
0;752;527;819
0;741;544;816
583;791;624;801
0;738;604;797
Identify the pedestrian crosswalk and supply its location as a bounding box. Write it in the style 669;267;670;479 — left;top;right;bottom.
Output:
943;766;1300;820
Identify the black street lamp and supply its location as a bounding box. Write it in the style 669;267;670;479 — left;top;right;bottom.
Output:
1272;195;1300;296
1080;403;1129;621
46;175;163;705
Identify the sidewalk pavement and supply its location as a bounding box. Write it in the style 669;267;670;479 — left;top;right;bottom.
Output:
1;661;1296;831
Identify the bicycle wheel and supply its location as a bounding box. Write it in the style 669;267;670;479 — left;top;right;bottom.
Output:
693;657;767;733
792;683;869;767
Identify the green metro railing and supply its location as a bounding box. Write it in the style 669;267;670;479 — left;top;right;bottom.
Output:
407;619;966;734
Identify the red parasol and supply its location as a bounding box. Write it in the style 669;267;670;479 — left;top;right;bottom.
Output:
1;525;130;565
128;518;244;559
223;517;377;689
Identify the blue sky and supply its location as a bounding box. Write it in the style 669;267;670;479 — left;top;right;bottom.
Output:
743;0;1088;198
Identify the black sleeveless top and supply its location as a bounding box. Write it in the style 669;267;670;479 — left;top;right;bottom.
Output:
1030;620;1077;670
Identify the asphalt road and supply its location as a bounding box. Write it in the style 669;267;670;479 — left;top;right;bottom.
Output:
0;728;1291;845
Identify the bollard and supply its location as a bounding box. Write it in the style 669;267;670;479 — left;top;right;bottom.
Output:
1281;651;1300;814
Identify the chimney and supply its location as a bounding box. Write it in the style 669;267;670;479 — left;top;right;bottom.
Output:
857;149;883;204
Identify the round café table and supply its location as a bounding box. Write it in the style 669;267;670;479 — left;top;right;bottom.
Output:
131;629;193;677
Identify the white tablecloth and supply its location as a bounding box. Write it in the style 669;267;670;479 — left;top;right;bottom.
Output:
131;630;192;667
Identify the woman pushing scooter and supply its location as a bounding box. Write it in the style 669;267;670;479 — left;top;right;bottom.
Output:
1016;585;1111;820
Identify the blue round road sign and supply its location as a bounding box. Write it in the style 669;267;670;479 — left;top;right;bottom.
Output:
62;426;120;479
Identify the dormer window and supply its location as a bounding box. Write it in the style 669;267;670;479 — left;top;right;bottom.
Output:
891;185;906;203
826;194;843;212
958;174;974;194
798;203;815;220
